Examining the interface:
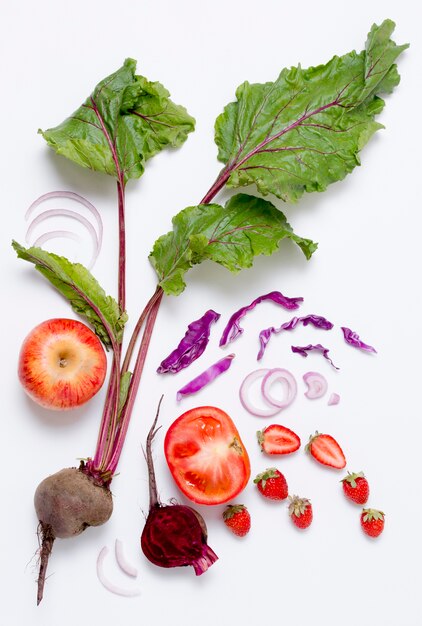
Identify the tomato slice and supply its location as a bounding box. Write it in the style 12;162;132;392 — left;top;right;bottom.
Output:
164;406;251;505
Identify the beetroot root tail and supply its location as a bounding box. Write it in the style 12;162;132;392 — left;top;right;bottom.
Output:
37;522;55;605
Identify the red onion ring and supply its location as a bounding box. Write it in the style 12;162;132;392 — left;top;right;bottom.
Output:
26;209;99;268
239;368;283;417
303;371;328;399
33;231;81;247
96;546;141;597
26;190;103;244
115;539;138;577
261;368;297;409
25;191;103;269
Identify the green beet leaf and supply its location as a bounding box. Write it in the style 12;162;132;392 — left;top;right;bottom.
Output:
214;19;408;202
149;193;317;296
12;241;127;348
40;58;195;184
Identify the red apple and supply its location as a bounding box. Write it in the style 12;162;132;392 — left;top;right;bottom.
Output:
18;318;107;410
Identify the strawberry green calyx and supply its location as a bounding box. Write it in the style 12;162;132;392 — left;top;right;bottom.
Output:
288;495;311;517
223;504;247;521
254;468;279;489
256;429;265;450
362;508;385;523
341;471;365;488
305;431;320;453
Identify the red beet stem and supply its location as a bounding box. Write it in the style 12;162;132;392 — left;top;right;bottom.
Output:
145;395;164;509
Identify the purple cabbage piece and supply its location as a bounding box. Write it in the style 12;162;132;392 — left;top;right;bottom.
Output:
176;354;235;401
257;314;334;360
291;343;339;370
341;327;377;353
157;310;220;374
219;291;303;347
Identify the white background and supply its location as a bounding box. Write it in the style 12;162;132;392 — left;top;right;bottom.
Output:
1;1;421;624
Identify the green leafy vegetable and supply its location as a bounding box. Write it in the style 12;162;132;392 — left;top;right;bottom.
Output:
213;19;408;202
40;58;195;184
150;193;317;296
12;241;126;347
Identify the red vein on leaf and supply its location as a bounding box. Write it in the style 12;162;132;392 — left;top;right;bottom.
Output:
130;109;178;130
265;89;306;142
239;164;310;183
233;81;280;161
70;116;103;131
208;223;271;245
257;145;340;156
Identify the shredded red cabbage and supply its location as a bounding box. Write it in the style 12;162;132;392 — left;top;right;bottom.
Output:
291;343;339;370
257;314;333;360
157;310;220;374
219;291;303;347
341;327;377;353
176;354;235;401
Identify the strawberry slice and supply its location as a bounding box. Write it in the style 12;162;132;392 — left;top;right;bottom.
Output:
257;424;301;455
306;431;346;469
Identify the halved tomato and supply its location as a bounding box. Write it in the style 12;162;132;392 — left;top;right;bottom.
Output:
164;406;251;505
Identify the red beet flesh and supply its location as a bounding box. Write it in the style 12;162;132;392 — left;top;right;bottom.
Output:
141;504;218;575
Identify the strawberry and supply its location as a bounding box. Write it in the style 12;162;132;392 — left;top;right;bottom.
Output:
257;424;301;455
254;468;288;500
360;508;385;538
341;471;369;504
305;431;346;469
223;504;251;537
288;495;313;529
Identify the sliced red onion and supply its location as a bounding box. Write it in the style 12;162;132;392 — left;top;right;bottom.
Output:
27;209;99;269
26;190;103;244
96;546;141;597
176;354;235;401
239;368;282;417
219;291;303;347
157;310;220;374
291;343;339;370
261;368;297;409
25;191;103;269
341;327;377;353
328;392;340;406
258;314;334;360
115;539;138;577
303;371;328;399
33;230;81;247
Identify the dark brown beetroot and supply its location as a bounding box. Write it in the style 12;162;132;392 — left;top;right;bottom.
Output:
34;467;113;605
140;398;218;575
